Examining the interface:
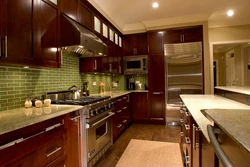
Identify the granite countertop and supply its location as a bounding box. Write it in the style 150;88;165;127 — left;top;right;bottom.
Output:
205;109;250;154
215;86;250;95
0;105;85;135
0;91;138;136
180;94;250;142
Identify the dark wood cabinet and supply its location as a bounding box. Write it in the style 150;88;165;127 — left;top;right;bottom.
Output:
201;133;217;167
0;0;61;68
79;57;102;73
132;92;148;121
0;115;67;167
78;2;92;30
66;110;81;167
123;33;148;56
61;0;78;21
164;26;203;44
112;94;131;142
0;0;34;64
147;31;164;55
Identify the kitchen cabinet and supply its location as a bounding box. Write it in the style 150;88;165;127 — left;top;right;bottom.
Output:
132;92;148;121
201;133;217;167
61;0;78;21
66;110;82;167
147;31;164;55
79;57;102;73
164;26;203;44
0;115;67;166
148;54;165;123
0;0;61;68
78;2;92;30
123;33;148;56
112;94;131;142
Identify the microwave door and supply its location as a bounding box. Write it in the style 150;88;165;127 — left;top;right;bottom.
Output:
126;60;142;72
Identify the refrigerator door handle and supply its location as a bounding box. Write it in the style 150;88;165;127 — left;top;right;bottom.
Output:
207;125;234;167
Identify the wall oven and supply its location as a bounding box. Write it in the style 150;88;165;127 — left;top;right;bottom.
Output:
124;55;148;75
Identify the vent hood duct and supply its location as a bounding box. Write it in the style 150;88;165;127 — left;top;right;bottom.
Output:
60;14;108;57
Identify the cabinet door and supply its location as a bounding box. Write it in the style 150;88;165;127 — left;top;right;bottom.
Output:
148;92;165;121
79;57;101;73
67;111;81;167
201;133;216;167
123;35;134;55
61;0;78;21
148;31;164;55
132;92;148;121
35;0;61;68
78;2;92;30
164;29;182;44
182;26;203;43
123;33;148;56
136;33;148;55
1;0;34;64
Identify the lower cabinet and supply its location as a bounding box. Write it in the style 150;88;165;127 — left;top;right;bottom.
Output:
0;110;83;167
132;92;148;121
112;94;131;142
0;115;67;167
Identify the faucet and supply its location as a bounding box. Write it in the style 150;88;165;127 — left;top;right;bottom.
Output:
68;85;78;90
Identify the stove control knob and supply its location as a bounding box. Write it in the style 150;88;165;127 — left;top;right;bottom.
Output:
95;108;99;114
90;110;94;116
100;106;105;111
104;104;108;110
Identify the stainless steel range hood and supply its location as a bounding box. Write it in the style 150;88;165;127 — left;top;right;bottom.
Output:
60;14;108;57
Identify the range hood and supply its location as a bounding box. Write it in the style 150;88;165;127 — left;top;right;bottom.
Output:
60;14;108;57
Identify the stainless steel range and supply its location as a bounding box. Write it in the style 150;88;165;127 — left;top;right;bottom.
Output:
46;91;114;167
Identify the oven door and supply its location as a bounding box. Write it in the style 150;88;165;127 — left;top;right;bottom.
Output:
86;112;114;162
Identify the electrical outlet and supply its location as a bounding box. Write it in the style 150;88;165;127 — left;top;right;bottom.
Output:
135;80;140;84
93;82;96;86
113;83;118;87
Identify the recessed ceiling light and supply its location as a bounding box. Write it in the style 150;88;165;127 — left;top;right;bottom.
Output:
227;10;234;17
152;2;159;8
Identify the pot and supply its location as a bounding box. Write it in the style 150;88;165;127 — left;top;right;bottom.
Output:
68;85;81;100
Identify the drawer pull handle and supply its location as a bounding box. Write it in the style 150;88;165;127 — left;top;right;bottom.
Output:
185;137;191;144
117;110;122;113
70;115;81;121
46;147;62;157
122;120;127;123
180;132;184;136
117;124;122;128
0;138;24;150
45;123;63;132
185;112;190;117
122;107;127;110
180;119;184;123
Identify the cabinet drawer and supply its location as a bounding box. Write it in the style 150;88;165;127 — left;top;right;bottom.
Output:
41;126;66;166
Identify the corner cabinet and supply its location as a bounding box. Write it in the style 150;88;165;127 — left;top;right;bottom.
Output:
0;0;61;68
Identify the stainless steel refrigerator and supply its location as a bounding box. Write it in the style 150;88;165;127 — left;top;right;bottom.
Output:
164;42;203;126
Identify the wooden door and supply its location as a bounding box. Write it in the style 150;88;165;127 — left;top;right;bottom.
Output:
34;0;61;68
164;29;182;44
132;92;148;121
148;54;165;123
148;31;164;55
78;2;92;30
182;26;203;43
1;0;34;64
61;0;78;21
67;111;81;167
136;33;148;55
79;57;101;73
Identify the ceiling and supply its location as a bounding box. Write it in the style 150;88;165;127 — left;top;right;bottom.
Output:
87;0;250;34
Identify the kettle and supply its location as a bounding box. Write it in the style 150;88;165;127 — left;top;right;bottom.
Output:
68;85;81;100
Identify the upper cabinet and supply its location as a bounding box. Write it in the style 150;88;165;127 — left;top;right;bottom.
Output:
147;31;164;55
0;0;61;68
123;33;148;56
61;0;92;30
164;26;203;44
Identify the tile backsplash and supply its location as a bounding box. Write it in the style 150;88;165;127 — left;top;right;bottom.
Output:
0;51;125;112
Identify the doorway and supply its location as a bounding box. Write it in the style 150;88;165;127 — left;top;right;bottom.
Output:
226;50;235;86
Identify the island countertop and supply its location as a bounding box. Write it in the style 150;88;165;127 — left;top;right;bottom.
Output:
204;109;250;155
0;105;85;135
180;94;250;142
215;86;250;95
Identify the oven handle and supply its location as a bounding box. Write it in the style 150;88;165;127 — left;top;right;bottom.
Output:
86;112;115;128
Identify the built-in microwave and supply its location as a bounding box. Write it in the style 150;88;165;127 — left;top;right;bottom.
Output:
124;55;148;75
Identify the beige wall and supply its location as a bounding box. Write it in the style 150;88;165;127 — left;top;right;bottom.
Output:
213;53;226;86
208;24;250;93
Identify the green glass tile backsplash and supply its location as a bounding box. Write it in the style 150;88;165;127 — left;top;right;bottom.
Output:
0;51;125;112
